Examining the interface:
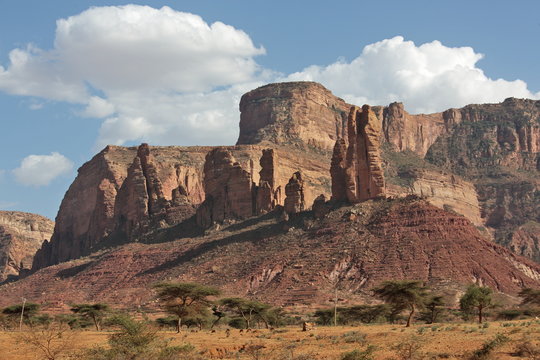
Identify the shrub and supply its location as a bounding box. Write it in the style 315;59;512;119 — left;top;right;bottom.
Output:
84;314;200;360
340;346;376;360
469;334;509;360
14;322;78;360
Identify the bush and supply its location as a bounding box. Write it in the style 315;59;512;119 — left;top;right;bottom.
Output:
469;334;509;360
84;314;201;360
14;322;79;360
340;346;376;360
497;309;522;320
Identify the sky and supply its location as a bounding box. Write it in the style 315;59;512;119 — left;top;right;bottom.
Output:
1;1;539;220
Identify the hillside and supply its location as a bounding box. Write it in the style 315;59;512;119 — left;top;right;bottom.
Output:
2;198;539;312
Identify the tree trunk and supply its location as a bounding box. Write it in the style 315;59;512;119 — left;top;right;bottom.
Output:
92;315;100;331
176;317;182;333
406;305;415;327
478;305;483;324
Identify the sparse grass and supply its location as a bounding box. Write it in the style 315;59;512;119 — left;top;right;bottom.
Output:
2;320;539;359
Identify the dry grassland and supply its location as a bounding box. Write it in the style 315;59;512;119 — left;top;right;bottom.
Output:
1;320;539;360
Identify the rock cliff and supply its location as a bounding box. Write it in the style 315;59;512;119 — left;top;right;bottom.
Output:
0;212;53;282
237;82;350;151
331;105;386;202
30;82;540;271
425;98;540;251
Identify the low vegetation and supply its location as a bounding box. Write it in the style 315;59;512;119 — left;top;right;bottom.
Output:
2;282;540;359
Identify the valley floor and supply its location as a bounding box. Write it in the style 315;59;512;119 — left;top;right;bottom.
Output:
3;320;540;359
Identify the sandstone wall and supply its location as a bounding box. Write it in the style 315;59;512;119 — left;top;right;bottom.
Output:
0;211;53;281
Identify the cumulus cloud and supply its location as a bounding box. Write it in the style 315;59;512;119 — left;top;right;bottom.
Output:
286;36;540;113
0;5;266;148
1;7;539;149
13;152;74;187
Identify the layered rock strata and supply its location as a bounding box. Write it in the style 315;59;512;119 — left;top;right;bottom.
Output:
331;105;386;202
238;82;351;151
0;212;53;281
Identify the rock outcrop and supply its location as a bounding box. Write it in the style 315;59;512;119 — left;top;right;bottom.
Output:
284;172;305;214
196;149;254;228
29;82;540;270
238;82;350;151
256;149;282;214
0;212;53;282
332;105;386;203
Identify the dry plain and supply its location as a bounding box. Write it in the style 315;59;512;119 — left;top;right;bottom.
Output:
2;320;540;360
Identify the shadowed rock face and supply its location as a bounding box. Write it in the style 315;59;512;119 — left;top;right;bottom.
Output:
0;212;53;282
332;105;386;203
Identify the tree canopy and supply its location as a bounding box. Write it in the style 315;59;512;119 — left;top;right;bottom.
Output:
219;297;271;329
518;288;540;306
372;280;428;327
459;284;493;323
153;282;220;332
70;303;110;331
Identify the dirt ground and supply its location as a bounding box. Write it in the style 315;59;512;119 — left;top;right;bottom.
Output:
2;320;539;359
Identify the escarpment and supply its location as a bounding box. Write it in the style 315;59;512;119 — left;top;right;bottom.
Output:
0;212;53;282
30;82;540;272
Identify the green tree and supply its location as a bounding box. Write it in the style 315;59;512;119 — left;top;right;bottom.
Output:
424;295;445;324
459;284;493;324
70;303;110;331
518;288;540;306
219;297;271;329
153;282;220;333
372;280;428;327
2;302;40;328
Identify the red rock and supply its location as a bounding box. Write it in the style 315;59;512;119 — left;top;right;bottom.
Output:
0;212;53;281
196;149;254;228
332;105;386;203
284;172;305;214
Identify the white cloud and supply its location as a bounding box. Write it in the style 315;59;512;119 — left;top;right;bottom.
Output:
1;5;539;150
13;152;74;187
286;36;540;113
80;96;115;118
0;5;266;148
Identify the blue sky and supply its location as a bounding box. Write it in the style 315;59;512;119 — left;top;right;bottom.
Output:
1;1;539;220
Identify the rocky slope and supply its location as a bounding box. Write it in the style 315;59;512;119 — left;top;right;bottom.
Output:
0;211;53;282
2;199;539;311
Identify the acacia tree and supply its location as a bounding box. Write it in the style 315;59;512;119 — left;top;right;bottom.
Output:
372;280;428;327
459;285;493;324
2;303;40;329
424;295;446;324
153;282;220;333
219;297;271;329
70;303;110;331
518;288;540;306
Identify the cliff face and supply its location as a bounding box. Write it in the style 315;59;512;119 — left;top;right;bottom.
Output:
331;105;386;202
237;82;351;151
33;142;332;269
31;82;540;271
0;212;53;281
425;98;540;250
